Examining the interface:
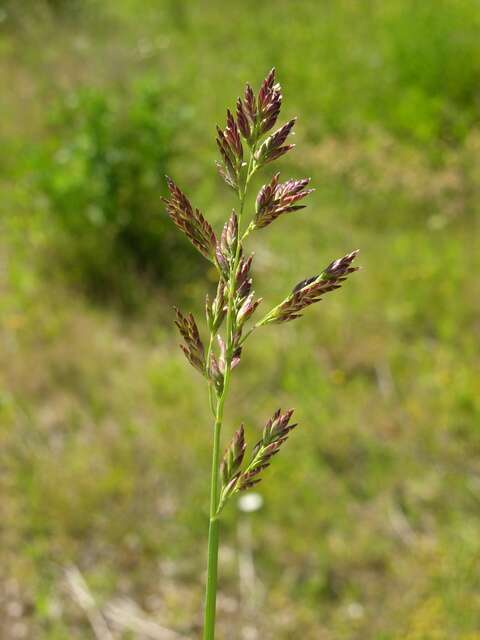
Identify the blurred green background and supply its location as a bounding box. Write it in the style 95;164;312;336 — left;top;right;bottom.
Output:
1;1;479;638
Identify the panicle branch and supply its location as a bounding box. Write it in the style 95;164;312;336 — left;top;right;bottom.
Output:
163;177;216;261
255;172;314;228
174;307;206;375
217;409;297;513
217;425;246;509
261;250;360;324
239;409;297;490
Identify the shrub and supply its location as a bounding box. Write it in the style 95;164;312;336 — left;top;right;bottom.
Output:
0;0;87;21
36;78;201;306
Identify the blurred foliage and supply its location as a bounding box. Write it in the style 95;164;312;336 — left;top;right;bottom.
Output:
0;0;88;24
130;0;480;146
34;79;201;306
1;1;480;638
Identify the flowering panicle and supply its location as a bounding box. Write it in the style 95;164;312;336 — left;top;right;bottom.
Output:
165;68;360;637
163;177;216;261
255;173;314;229
262;250;360;324
174;307;206;375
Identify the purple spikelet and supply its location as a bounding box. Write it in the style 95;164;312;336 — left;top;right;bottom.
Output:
255;118;296;165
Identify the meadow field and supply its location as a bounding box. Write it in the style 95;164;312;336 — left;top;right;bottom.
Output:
1;1;479;638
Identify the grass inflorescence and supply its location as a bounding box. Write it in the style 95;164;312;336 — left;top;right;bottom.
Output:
163;68;359;639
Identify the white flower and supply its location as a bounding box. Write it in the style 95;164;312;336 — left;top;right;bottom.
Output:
237;493;263;513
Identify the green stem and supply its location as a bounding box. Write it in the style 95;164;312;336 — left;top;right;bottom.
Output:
203;517;219;636
203;329;234;638
203;146;257;640
241;220;256;242
203;382;228;639
206;332;216;417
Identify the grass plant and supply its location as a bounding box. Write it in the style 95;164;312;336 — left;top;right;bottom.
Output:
164;69;359;639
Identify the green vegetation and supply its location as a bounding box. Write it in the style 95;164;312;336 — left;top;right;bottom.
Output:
35;79;200;305
1;1;479;638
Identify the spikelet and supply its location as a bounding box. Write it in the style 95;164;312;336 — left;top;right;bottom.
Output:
255;118;296;166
